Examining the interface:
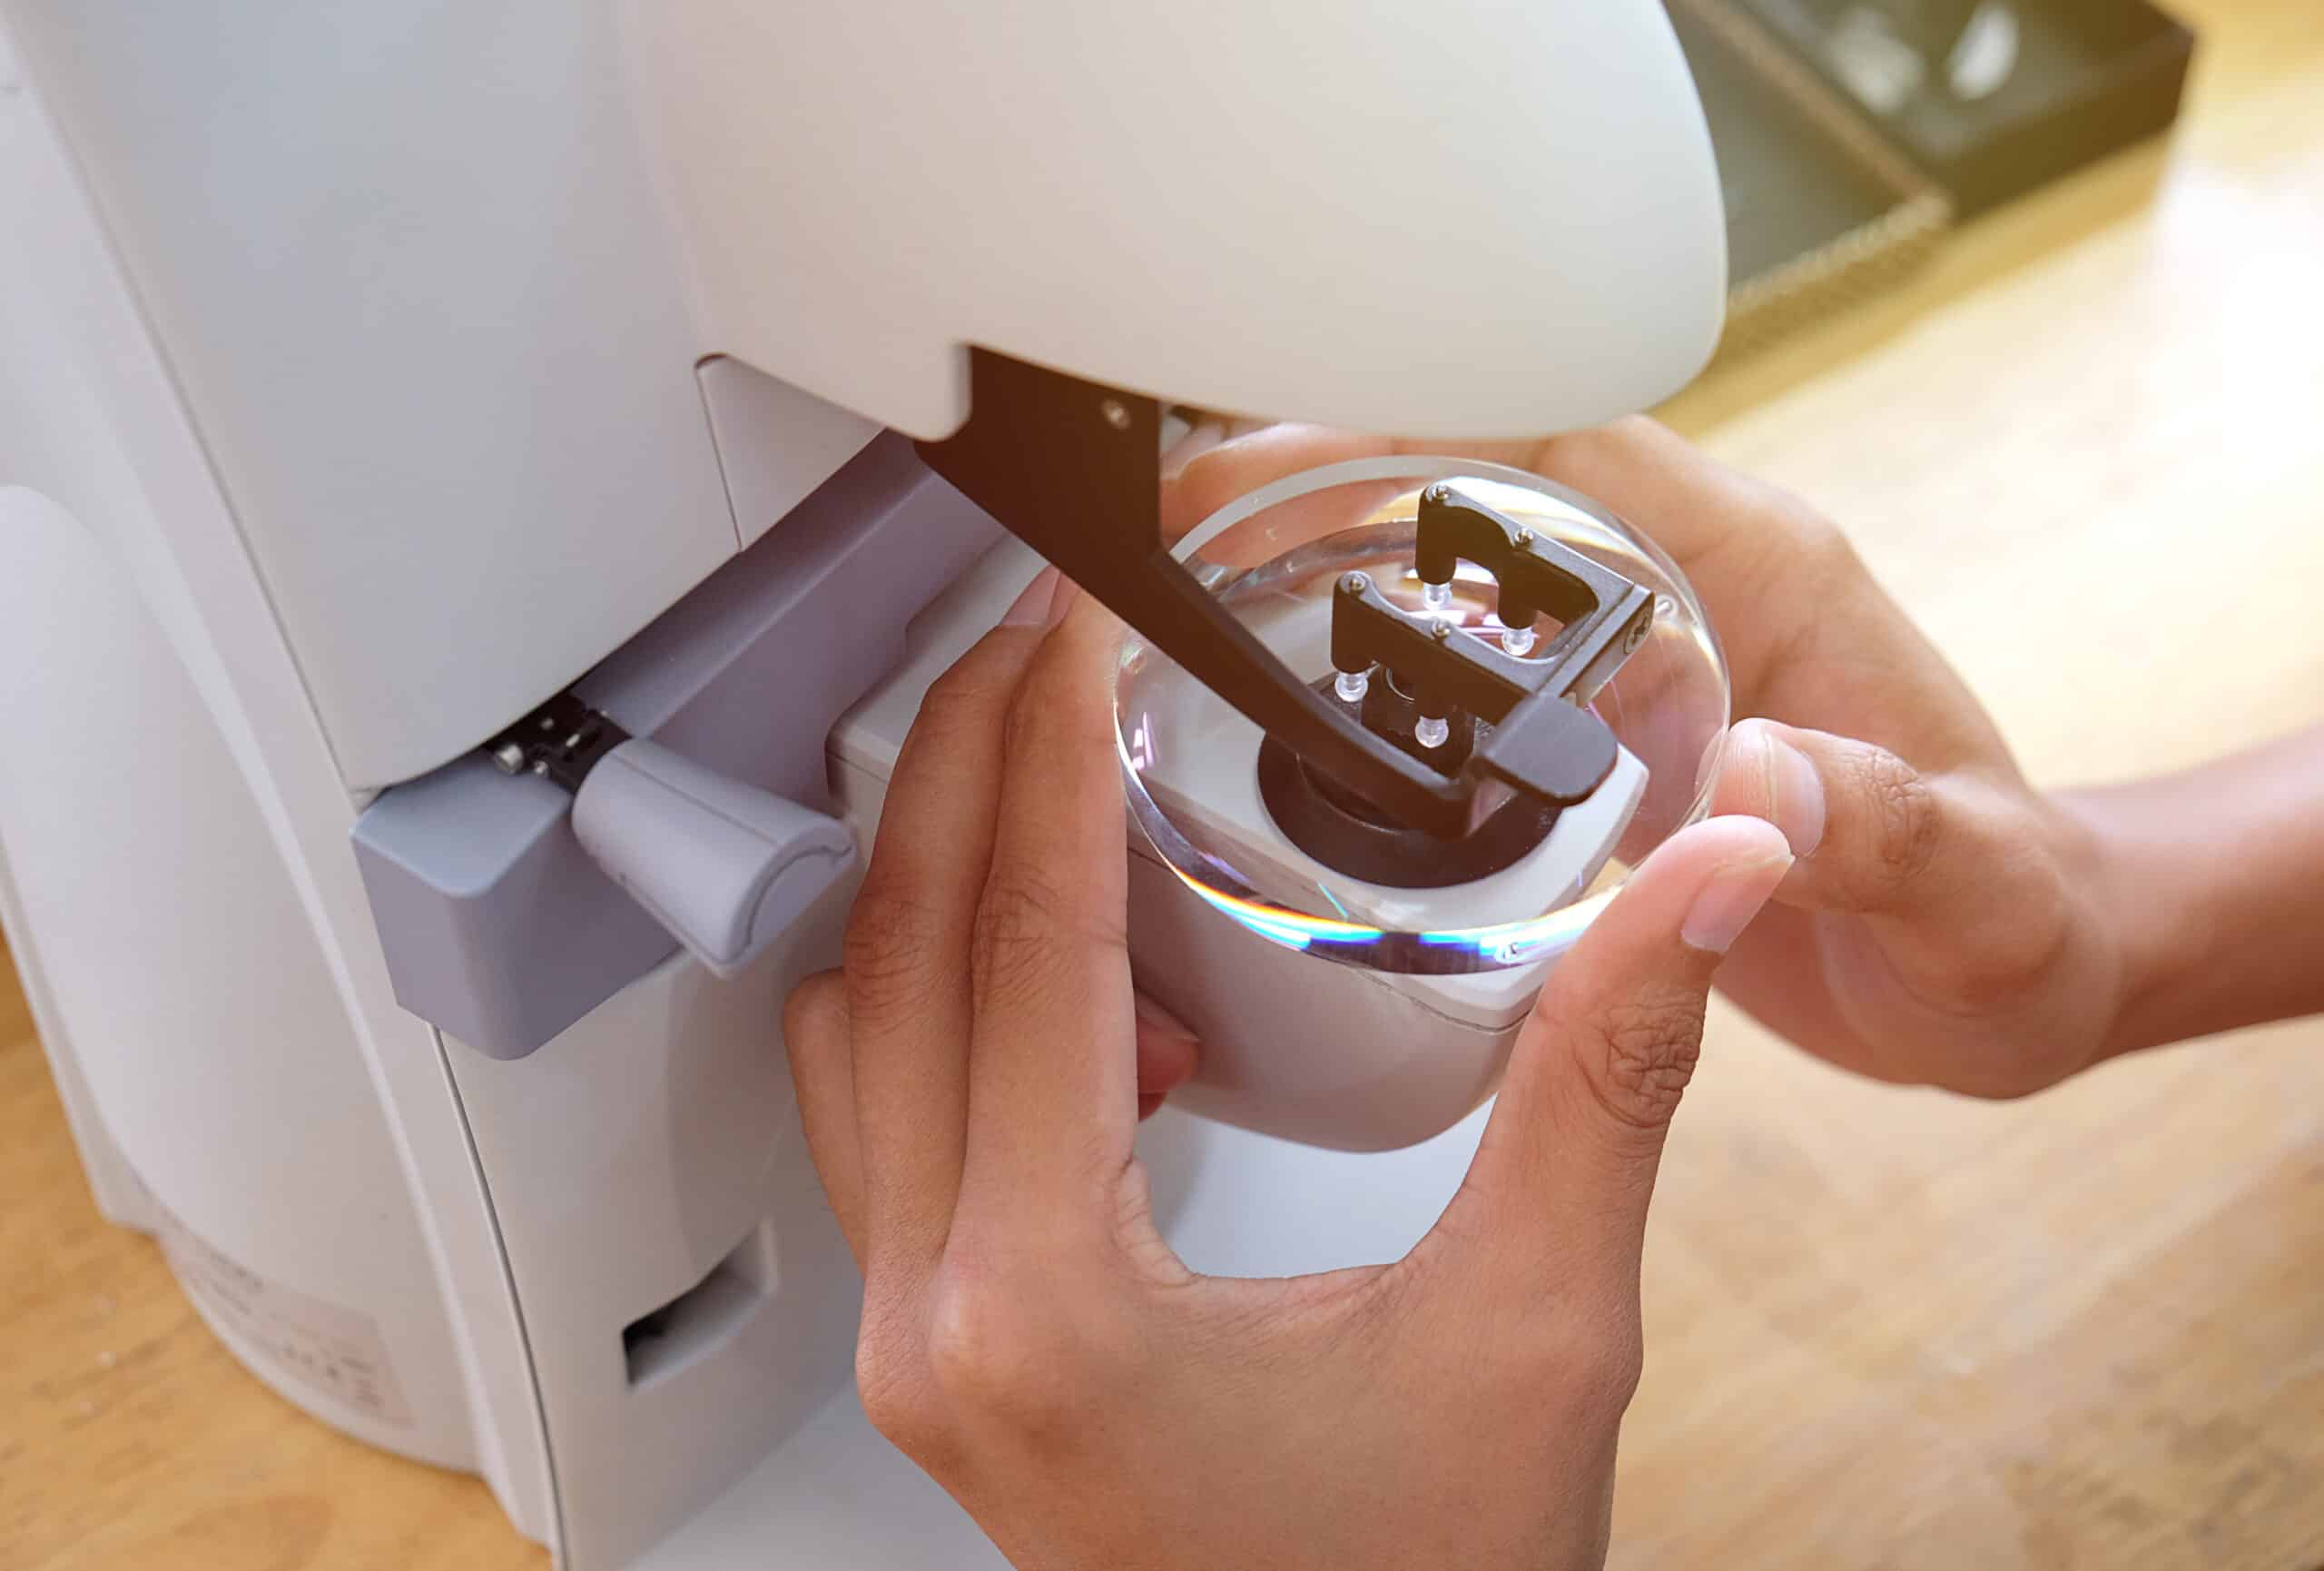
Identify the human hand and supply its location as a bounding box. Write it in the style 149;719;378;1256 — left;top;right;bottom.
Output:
783;569;1790;1570
1165;420;2127;1098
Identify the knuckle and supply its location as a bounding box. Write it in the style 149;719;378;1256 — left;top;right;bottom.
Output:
1767;499;1860;582
1708;491;1861;635
885;641;1022;773
1928;809;2081;1021
1581;985;1708;1134
1727;493;1864;611
921;1266;1091;1436
1490;1301;1643;1424
1558;1318;1646;1420
970;864;1112;1008
999;653;1074;762
841;878;945;1010
1001;627;1115;761
1948;923;2070;1023
1000;677;1049;768
1851;747;1944;892
852;1304;948;1458
889;667;1007;780
917;647;1019;731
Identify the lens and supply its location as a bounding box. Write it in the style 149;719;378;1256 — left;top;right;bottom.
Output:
1118;457;1729;975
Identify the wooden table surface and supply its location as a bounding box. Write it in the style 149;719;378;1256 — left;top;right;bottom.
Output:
5;2;2320;1566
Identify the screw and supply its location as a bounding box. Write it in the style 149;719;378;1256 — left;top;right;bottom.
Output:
1100;398;1131;431
491;742;527;775
530;759;550;777
1415;715;1450;750
1431;620;1452;641
1340;570;1371;595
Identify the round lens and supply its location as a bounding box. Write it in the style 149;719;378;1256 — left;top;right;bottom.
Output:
1117;457;1730;974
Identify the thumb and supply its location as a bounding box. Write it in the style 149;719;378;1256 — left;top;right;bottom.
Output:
1453;815;1791;1295
1715;718;1974;916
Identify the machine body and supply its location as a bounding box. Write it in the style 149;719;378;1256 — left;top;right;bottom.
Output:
0;4;1727;1566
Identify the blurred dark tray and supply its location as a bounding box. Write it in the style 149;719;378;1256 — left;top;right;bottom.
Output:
1732;0;2196;218
1670;0;1953;363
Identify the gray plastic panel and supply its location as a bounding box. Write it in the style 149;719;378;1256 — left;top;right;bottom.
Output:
352;435;1000;1057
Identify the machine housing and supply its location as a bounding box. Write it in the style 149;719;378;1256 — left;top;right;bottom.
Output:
0;5;1726;1566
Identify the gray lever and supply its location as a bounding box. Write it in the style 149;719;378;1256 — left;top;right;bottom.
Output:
570;737;856;979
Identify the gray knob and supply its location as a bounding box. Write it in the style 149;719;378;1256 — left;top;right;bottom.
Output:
570;737;855;979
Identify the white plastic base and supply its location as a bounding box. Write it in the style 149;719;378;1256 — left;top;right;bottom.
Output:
840;539;1628;1151
630;1102;1491;1569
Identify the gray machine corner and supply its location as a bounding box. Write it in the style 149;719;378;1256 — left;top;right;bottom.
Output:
350;434;1000;1059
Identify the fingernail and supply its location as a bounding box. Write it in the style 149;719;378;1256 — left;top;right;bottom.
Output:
1160;420;1227;480
1681;849;1793;954
1133;990;1197;1042
1000;568;1059;627
1744;722;1827;860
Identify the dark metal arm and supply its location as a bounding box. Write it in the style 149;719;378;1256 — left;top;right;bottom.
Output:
914;349;1647;838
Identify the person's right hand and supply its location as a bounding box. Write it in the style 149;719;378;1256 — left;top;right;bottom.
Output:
783;575;1791;1571
1165;420;2130;1098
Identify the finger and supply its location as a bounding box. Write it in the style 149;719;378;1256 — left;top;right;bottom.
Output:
1133;991;1202;1118
1526;418;1789;572
958;594;1142;1221
1163;418;1757;568
1160;424;1540;544
1450;815;1792;1299
1525;420;1868;720
1160;418;1234;482
783;971;866;1262
840;571;1056;1278
1713;718;2014;919
1005;559;1083;630
1710;718;2085;1051
1163;420;1835;719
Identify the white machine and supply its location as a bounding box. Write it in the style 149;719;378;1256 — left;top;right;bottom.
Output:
0;5;1727;1567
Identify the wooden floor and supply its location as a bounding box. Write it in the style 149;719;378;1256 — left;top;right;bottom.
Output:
5;1;2322;1566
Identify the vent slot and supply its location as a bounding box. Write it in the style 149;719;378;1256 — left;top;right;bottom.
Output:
621;1224;773;1388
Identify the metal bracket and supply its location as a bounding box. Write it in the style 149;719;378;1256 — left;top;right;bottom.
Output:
1326;483;1654;804
486;692;629;794
914;349;1646;839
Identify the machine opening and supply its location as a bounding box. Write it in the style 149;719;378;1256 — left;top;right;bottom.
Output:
621;1223;773;1388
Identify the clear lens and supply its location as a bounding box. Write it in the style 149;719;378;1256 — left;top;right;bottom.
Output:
1117;457;1730;974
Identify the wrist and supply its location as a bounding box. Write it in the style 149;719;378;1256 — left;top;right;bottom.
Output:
2049;787;2184;1066
2048;727;2324;1059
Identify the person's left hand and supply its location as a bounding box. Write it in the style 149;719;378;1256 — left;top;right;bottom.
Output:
1161;421;2134;1099
782;570;1790;1571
